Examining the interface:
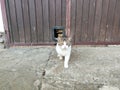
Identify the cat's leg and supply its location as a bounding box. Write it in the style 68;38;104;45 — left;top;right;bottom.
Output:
64;55;70;68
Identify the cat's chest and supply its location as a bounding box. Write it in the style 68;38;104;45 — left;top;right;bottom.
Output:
56;45;71;56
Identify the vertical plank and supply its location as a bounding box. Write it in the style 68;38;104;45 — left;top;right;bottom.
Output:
42;0;49;42
66;0;71;36
61;0;66;27
28;0;37;43
93;0;102;42
0;0;8;33
55;0;62;26
1;0;11;47
4;0;13;43
35;0;44;42
81;0;90;41
112;0;120;42
70;0;76;43
49;0;55;42
15;0;25;43
99;0;109;42
75;0;83;43
105;0;117;42
9;0;19;43
87;0;96;42
22;0;31;43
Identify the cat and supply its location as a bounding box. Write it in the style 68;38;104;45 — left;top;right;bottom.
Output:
56;36;72;68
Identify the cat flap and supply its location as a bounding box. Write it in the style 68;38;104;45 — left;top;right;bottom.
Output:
52;26;65;41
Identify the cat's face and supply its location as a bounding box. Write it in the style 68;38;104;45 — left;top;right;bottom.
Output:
57;37;72;49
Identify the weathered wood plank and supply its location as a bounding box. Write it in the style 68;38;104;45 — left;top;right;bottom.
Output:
42;0;49;42
61;0;66;27
75;0;83;43
81;0;90;41
9;0;19;43
99;0;109;42
22;0;31;43
28;0;37;43
49;0;55;42
56;0;62;26
87;0;96;42
105;0;116;42
15;0;25;43
93;0;102;42
70;0;76;43
4;0;13;43
112;0;120;42
35;0;44;42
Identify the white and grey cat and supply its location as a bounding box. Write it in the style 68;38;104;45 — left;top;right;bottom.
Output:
56;36;72;68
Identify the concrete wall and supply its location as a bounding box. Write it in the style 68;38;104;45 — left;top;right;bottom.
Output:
0;4;4;32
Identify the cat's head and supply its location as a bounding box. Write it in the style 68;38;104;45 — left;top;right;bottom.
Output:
57;36;72;49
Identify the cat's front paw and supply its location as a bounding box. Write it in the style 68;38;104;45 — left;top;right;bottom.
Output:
64;64;68;68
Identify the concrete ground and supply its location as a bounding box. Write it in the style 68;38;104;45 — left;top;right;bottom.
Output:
0;43;120;90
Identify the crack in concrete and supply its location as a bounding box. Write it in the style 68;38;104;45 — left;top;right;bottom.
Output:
39;50;53;90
